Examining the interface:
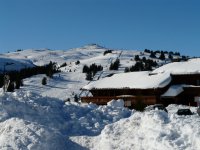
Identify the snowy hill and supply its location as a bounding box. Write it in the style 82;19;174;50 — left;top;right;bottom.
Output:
0;44;198;150
0;56;35;73
1;44;172;100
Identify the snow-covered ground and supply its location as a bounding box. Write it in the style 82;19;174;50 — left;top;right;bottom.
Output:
0;90;132;149
0;90;199;150
0;44;199;149
71;105;200;150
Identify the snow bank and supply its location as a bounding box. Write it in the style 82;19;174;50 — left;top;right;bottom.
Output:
0;90;132;149
64;100;132;136
107;99;124;108
0;90;200;150
71;105;200;150
0;118;68;150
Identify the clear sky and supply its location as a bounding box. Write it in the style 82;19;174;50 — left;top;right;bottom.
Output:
0;0;200;56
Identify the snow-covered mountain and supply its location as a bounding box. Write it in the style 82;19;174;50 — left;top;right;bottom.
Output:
0;44;172;100
0;44;198;150
0;56;35;73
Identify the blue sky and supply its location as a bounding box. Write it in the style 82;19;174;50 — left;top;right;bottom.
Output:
0;0;200;56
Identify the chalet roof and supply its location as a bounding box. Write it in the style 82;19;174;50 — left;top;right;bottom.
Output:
83;71;171;90
152;58;200;75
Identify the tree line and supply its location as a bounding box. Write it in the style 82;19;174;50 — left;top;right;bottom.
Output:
144;49;188;61
0;61;60;92
125;56;158;72
83;63;103;80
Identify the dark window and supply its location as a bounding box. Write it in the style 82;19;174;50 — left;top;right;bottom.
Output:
197;80;200;85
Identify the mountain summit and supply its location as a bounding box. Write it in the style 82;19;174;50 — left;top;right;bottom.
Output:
81;43;106;50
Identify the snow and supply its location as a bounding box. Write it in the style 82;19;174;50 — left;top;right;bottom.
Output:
83;71;171;90
71;105;200;150
0;45;167;99
2;89;199;150
0;45;199;149
22;72;87;101
0;90;132;149
107;99;125;108
152;58;200;75
0;118;68;150
0;56;35;73
162;85;184;97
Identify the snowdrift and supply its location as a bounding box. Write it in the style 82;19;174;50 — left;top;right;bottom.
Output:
71;105;200;150
0;90;200;150
0;90;132;149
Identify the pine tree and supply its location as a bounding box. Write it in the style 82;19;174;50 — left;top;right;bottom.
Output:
74;94;79;102
134;55;140;61
150;51;156;58
109;58;120;70
168;54;173;60
142;57;146;62
7;82;15;92
144;49;150;53
124;67;130;73
75;60;80;65
60;62;67;68
83;65;89;73
159;51;165;60
86;72;92;80
42;77;47;85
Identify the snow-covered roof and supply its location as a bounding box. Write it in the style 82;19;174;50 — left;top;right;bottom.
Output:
161;85;184;97
83;71;171;90
152;58;200;75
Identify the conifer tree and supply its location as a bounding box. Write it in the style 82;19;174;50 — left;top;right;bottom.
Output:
42;77;47;85
159;51;165;60
86;72;92;80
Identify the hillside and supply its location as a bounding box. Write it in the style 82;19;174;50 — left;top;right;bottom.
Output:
0;44;183;100
0;56;35;73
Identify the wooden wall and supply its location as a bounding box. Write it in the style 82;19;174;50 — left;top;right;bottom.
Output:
81;95;157;108
171;74;200;85
90;88;167;97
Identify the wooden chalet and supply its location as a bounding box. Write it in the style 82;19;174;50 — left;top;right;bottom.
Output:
81;59;200;108
81;88;166;108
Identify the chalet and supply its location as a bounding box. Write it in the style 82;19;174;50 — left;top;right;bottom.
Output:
81;58;200;108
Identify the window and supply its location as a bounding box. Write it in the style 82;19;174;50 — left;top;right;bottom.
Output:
197;80;200;86
124;100;131;107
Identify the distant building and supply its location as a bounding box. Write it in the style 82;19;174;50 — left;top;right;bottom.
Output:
81;58;200;108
